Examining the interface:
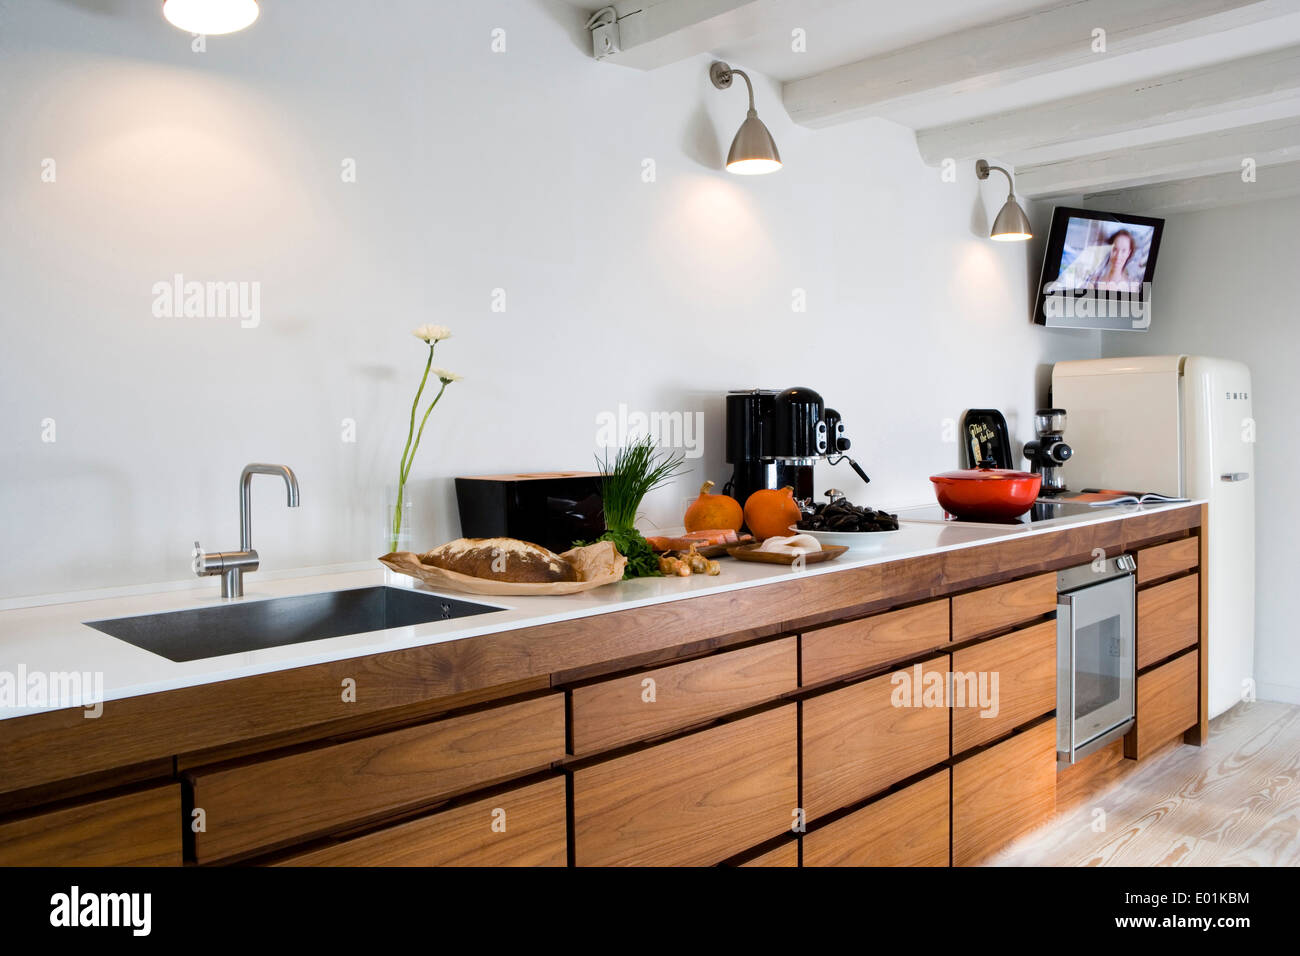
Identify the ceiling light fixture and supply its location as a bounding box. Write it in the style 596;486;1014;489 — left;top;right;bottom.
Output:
709;61;782;175
976;159;1032;241
163;0;260;35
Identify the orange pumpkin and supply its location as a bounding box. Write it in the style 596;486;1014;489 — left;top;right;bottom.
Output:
683;480;744;533
743;486;802;540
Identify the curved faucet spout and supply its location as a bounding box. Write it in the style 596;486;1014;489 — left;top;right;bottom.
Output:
240;463;301;551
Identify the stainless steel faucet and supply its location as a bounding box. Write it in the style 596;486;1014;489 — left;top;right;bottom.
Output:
194;463;300;597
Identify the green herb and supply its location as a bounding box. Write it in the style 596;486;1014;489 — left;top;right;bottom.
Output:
579;436;687;579
575;528;662;580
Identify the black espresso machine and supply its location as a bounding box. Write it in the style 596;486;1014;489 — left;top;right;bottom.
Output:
724;387;871;507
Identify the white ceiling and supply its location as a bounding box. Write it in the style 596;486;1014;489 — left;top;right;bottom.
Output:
575;0;1300;214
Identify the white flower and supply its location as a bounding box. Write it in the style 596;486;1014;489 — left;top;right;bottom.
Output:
432;368;462;383
412;324;452;344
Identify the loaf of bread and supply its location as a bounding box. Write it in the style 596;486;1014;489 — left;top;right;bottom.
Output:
419;537;578;583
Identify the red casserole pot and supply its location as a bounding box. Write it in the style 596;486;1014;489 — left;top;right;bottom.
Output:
929;467;1042;521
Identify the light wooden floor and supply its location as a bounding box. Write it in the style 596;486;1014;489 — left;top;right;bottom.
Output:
991;700;1300;866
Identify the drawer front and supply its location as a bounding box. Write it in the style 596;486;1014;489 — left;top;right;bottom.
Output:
953;720;1055;866
572;706;797;866
275;776;566;866
952;573;1056;641
570;637;796;755
803;769;949;867
1129;650;1199;761
802;662;950;820
1137;574;1199;670
189;694;564;862
951;621;1056;754
740;841;799;867
1137;537;1199;585
801;600;949;686
0;783;181;867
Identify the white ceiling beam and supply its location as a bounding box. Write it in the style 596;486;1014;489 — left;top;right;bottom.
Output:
915;44;1300;165
1014;116;1300;197
591;0;786;71
783;0;1287;128
1081;159;1300;215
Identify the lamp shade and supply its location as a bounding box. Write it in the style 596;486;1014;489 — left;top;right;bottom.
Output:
990;196;1033;241
163;0;260;35
727;110;782;175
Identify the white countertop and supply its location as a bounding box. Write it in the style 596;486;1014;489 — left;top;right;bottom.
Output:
0;501;1200;720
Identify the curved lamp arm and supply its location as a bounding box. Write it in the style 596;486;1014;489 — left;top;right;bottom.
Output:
976;159;1017;198
710;61;756;113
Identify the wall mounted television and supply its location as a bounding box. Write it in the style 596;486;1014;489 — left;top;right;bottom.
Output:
1033;206;1165;331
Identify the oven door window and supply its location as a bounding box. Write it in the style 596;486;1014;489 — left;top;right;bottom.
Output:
1068;574;1135;751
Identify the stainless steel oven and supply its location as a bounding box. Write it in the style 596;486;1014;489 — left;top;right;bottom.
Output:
1057;555;1137;766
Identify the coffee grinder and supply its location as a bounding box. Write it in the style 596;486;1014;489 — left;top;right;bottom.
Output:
724;387;870;508
1023;408;1074;495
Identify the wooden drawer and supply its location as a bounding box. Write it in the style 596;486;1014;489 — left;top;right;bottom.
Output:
0;783;181;866
187;694;564;862
572;706;796;866
802;662;949;820
570;637;796;755
951;621;1056;754
803;769;949;867
274;776;566;866
1127;650;1199;761
952;572;1056;641
801;600;949;685
1137;574;1199;670
953;720;1055;866
1137;537;1198;585
739;841;799;867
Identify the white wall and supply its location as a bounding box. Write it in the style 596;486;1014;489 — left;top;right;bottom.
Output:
0;0;1097;600
1100;197;1299;704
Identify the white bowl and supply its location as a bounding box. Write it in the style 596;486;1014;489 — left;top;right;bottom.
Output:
787;525;902;551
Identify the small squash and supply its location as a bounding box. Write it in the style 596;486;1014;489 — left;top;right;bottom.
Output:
743;486;802;541
683;480;744;533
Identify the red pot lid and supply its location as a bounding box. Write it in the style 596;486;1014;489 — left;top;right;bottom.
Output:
931;467;1039;481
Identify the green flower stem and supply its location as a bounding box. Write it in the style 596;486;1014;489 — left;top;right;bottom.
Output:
403;381;449;486
391;345;435;552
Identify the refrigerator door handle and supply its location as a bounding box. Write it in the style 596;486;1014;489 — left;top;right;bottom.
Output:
1220;472;1250;482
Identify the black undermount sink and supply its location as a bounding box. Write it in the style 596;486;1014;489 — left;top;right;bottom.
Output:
85;586;501;663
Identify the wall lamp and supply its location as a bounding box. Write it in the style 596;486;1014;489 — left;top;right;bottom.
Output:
163;0;260;35
709;61;782;175
976;159;1032;241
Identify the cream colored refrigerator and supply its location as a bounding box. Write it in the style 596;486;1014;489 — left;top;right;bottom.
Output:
1052;355;1255;718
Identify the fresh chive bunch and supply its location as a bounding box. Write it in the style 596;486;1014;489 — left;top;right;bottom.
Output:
578;435;687;579
598;436;687;533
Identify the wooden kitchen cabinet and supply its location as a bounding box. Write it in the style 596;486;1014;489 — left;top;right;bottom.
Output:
951;572;1056;640
1127;650;1199;761
0;783;181;867
801;600;949;685
572;705;797;866
953;720;1056;866
803;769;949;867
187;693;564;862
274;776;566;866
802;662;950;820
1137;574;1200;670
1136;537;1199;585
739;841;799;867
951;620;1056;754
569;637;796;755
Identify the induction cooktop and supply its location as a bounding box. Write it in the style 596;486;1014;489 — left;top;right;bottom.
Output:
895;497;1118;528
